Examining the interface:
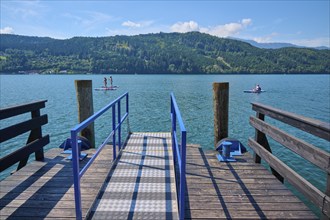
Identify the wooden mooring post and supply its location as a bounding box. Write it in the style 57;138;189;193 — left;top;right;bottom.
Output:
75;80;95;148
213;82;229;148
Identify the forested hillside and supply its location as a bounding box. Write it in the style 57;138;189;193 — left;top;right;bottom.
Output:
0;32;329;74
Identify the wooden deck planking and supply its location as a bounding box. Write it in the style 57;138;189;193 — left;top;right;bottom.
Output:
184;145;317;219
0;146;114;219
1;135;318;219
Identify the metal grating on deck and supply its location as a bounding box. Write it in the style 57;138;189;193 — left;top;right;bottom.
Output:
89;132;179;220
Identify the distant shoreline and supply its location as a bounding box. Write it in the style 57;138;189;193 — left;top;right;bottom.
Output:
1;72;329;75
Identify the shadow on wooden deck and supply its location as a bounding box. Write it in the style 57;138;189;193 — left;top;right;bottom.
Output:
0;147;114;219
184;145;316;219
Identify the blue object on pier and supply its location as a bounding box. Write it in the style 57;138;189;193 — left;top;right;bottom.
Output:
66;153;87;161
59;136;91;151
65;140;88;161
216;138;247;162
222;141;232;158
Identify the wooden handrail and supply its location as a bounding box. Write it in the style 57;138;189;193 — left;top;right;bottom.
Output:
250;116;330;173
0;115;48;143
0;135;50;172
252;102;330;141
249;102;330;218
0;100;47;120
248;138;329;216
0;100;49;172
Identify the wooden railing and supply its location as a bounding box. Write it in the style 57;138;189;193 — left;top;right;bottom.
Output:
0;100;49;172
248;102;330;219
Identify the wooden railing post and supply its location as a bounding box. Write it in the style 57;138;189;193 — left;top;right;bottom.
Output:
213;82;229;148
17;108;45;170
322;174;330;219
254;112;268;164
75;80;95;148
30;109;44;161
253;112;284;183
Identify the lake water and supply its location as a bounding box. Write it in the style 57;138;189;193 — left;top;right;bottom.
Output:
1;74;329;215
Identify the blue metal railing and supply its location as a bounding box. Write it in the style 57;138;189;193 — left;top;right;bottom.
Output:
170;93;187;220
70;92;129;219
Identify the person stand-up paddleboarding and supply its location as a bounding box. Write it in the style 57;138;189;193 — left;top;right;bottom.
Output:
109;76;113;88
104;77;107;88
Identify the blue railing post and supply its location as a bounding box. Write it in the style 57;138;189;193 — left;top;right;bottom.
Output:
179;130;186;220
170;93;186;220
69;92;128;219
126;93;129;114
112;105;116;160
171;98;177;164
71;130;82;220
118;100;121;149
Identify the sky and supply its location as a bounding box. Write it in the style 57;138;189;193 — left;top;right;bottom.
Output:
1;0;329;47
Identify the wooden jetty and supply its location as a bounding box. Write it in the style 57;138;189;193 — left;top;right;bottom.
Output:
1;83;329;219
0;134;319;219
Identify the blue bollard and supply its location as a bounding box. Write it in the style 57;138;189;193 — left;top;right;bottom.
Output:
222;141;232;158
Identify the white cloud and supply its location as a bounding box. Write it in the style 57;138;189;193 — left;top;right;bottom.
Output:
170;19;252;37
207;19;252;37
0;27;14;34
170;21;200;33
121;20;154;28
122;21;141;28
242;18;252;26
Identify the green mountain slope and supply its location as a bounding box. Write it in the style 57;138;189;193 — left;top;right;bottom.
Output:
0;32;329;74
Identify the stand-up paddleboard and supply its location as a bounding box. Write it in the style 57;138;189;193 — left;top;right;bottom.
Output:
95;86;119;91
243;90;266;93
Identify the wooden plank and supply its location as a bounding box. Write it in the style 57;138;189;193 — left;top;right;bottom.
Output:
185;194;303;203
0;147;114;219
186;200;312;211
0;135;50;172
0;114;48;143
0;100;47;120
248;138;330;218
185;145;317;219
252;102;330;141
250;116;330;173
185;209;316;219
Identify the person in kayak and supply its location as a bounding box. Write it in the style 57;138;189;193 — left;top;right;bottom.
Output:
104;77;107;88
255;84;261;92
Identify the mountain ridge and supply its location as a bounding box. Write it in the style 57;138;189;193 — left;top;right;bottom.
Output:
1;32;329;74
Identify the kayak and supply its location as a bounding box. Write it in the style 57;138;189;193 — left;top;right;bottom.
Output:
243;90;266;93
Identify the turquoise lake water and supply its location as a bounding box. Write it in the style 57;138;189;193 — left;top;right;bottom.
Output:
1;74;329;214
